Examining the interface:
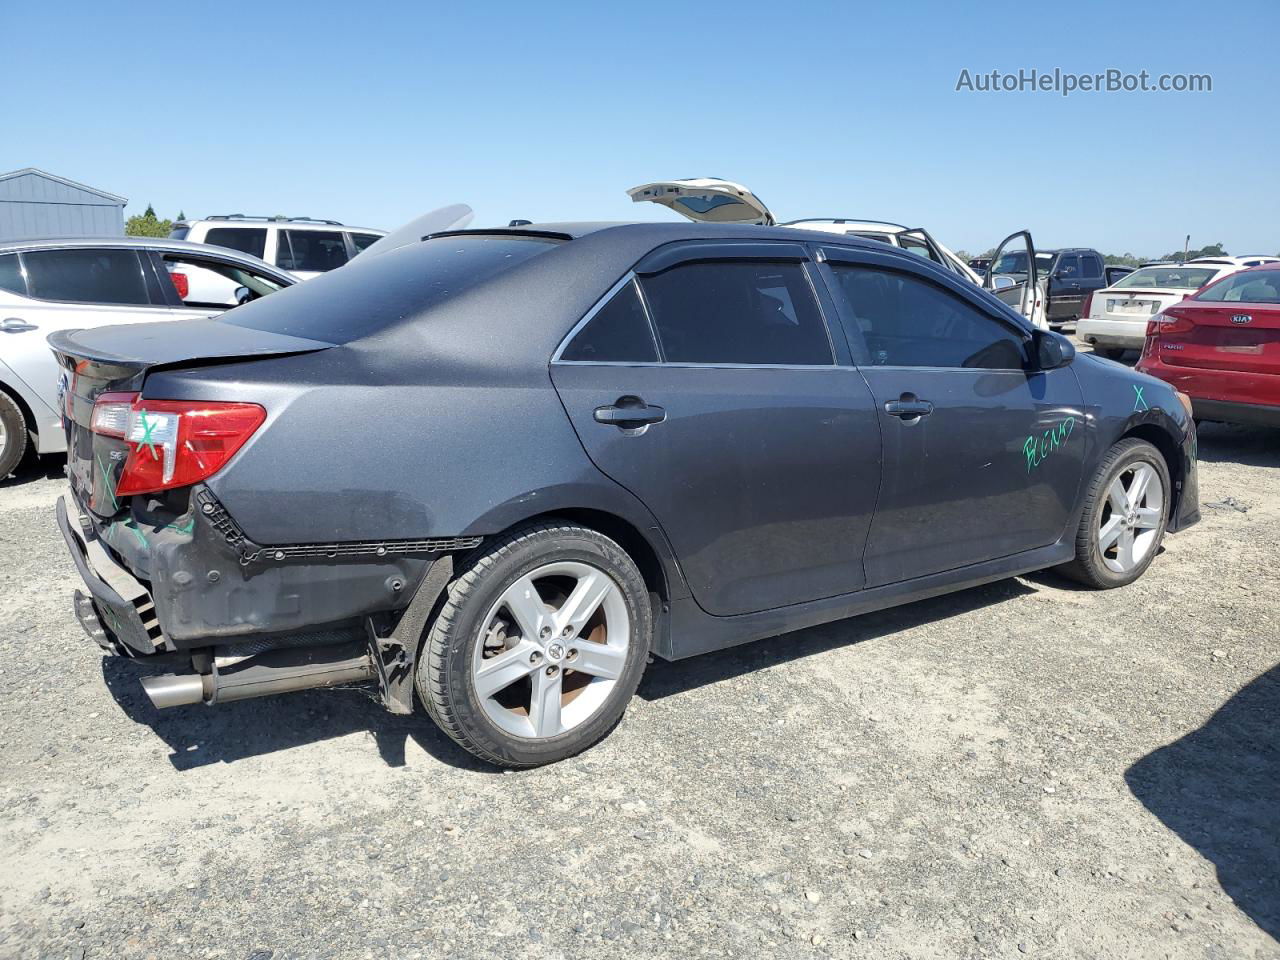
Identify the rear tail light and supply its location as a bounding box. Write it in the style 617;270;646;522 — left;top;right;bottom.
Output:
90;393;265;495
1081;292;1094;319
169;271;189;300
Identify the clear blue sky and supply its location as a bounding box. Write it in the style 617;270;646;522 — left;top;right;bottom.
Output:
7;0;1278;257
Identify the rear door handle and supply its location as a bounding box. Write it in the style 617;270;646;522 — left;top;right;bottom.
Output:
1;317;36;332
884;395;934;421
594;398;666;428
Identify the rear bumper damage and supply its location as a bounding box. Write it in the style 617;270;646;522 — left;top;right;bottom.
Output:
58;485;474;713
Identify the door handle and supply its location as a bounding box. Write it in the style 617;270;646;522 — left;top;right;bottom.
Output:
594;398;666;428
884;394;934;421
1;317;36;332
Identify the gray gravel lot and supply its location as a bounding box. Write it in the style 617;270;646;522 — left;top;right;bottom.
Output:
1;367;1277;959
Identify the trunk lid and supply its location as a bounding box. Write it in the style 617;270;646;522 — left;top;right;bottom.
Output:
1156;301;1280;374
627;178;775;225
49;318;334;516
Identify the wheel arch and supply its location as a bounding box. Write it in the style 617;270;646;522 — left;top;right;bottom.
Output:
1119;421;1184;522
0;376;38;450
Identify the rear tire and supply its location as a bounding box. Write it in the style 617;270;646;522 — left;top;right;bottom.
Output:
0;391;28;479
416;521;652;768
1059;439;1170;589
1100;347;1127;361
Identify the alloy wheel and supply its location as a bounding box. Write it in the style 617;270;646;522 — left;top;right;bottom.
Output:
471;560;630;739
1098;460;1164;574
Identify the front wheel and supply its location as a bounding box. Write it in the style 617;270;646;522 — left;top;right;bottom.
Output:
1099;347;1127;361
1059;439;1170;588
416;521;653;768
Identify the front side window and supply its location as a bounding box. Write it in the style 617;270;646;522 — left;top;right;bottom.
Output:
829;265;1025;369
1056;254;1081;278
991;250;1056;278
21;249;150;305
277;230;349;272
350;233;381;253
203;227;267;260
639;261;833;366
560;280;658;363
0;253;25;295
897;235;940;264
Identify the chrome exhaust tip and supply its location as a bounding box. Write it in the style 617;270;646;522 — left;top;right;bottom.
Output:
140;673;207;709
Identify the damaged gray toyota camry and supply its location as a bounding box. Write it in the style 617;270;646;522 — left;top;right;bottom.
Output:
51;221;1200;767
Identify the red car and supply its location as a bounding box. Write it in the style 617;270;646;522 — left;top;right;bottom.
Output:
1137;262;1280;427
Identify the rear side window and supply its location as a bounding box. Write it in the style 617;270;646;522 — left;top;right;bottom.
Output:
277;230;349;272
223;233;563;343
639;261;833;366
168;225;190;241
0;254;25;295
560;280;658;363
829;265;1025;369
350;233;381;253
21;249;150;305
1196;270;1280;304
1081;255;1102;279
203;227;267;260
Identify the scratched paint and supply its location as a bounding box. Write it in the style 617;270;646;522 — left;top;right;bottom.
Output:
1022;416;1076;473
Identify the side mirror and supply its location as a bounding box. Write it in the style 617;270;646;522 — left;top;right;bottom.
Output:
234;286;252;305
1033;329;1075;370
992;275;1016;291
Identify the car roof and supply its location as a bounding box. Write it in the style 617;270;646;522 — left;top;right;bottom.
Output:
0;235;295;278
780;219;910;232
0;235;256;255
180;218;386;234
224;220;934;370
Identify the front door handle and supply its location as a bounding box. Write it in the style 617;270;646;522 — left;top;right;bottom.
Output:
594;397;666;428
1;317;36;333
884;394;934;421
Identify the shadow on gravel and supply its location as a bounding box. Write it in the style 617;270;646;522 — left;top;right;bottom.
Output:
640;577;1035;701
0;453;62;487
1126;665;1280;943
1194;422;1280;470
100;657;501;774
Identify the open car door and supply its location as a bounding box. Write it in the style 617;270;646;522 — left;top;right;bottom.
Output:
900;227;983;285
627;178;775;225
984;230;1047;329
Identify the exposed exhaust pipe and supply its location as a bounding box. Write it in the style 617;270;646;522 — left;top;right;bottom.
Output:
140;641;373;709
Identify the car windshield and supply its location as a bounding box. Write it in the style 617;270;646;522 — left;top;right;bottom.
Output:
1111;266;1218;290
991;251;1055;278
223;233;563;342
1195;270;1280;304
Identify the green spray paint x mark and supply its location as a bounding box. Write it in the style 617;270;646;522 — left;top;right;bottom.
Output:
1133;385;1148;411
95;455;119;512
124;521;148;549
1023;416;1076;473
164;518;195;535
137;408;161;460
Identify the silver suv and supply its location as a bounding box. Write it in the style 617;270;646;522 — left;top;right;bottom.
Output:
171;215;386;280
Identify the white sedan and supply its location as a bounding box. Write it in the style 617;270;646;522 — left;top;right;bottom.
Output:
1076;257;1275;358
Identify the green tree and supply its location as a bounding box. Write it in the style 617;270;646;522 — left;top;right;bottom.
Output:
125;204;175;238
1159;242;1227;262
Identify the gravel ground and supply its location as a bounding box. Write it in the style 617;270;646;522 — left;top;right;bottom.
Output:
1;364;1277;959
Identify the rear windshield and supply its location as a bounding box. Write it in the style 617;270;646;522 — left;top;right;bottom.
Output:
1195;270;1280;304
1112;266;1218;290
222;233;562;342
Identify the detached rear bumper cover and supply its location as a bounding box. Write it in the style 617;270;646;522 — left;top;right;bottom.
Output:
59;485;480;651
58;494;162;655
